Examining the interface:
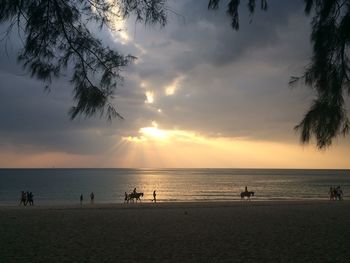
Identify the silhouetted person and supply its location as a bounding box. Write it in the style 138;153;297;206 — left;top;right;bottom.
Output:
28;192;34;206
336;186;343;200
153;190;157;203
133;188;137;194
19;191;27;206
245;186;248;193
339;188;344;200
90;192;95;204
329;187;334;200
124;192;128;203
25;191;30;205
80;194;83;207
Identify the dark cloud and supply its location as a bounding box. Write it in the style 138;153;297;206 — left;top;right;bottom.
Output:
122;0;313;140
1;0;348;158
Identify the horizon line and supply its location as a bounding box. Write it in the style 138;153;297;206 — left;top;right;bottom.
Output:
0;167;350;170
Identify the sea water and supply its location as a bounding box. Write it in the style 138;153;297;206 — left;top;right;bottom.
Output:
0;168;349;205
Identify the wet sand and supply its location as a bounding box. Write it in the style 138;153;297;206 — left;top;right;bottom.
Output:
0;201;349;262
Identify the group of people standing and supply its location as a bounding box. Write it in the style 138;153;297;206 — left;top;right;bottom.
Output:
329;186;343;200
19;191;34;206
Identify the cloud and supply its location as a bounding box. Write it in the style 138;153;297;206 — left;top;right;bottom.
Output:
119;0;313;141
0;0;349;166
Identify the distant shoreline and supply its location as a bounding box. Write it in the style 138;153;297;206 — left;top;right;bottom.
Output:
1;167;350;170
1;199;348;209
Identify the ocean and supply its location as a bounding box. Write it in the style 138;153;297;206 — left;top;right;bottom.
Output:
0;168;349;205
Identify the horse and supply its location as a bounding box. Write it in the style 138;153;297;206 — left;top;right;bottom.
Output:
330;187;343;201
241;191;254;200
127;192;144;203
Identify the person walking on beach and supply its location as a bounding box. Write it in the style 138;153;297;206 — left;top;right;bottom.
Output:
153;190;157;203
90;192;95;204
80;194;83;207
329;187;334;200
19;191;27;206
124;192;128;203
28;192;34;206
25;191;30;205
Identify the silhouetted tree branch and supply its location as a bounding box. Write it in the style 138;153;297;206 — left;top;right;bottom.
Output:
0;0;166;119
208;0;267;30
209;0;350;149
288;0;350;148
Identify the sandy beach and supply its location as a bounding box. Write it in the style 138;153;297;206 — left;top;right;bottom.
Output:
0;201;349;262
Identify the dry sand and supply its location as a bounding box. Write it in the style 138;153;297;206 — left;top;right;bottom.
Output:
0;201;349;263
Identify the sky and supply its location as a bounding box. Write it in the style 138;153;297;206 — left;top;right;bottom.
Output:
0;0;349;168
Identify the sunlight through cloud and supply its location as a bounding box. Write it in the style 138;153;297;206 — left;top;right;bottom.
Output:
165;75;184;96
123;123;207;144
145;91;154;104
105;14;130;44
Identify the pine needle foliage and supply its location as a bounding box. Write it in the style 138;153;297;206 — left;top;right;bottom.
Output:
209;0;350;148
0;0;167;120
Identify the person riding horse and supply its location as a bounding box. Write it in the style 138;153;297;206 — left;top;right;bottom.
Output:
241;186;254;200
126;191;144;203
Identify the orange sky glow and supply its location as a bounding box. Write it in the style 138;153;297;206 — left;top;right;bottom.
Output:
2;124;349;169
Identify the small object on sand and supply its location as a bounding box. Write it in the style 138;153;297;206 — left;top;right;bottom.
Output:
184;210;188;215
